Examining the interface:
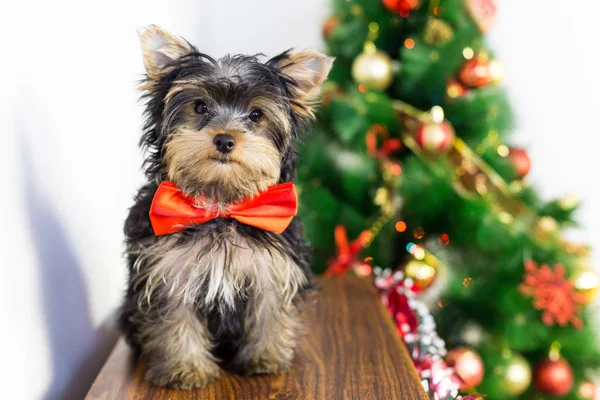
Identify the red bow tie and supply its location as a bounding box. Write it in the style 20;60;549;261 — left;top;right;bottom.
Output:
149;182;298;236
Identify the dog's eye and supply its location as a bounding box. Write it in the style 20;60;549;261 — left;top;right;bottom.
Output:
194;101;209;114
248;109;263;123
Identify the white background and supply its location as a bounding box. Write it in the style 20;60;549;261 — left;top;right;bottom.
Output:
0;1;598;399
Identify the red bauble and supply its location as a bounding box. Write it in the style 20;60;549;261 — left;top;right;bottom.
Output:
508;147;531;179
446;347;485;390
416;120;455;154
322;16;340;40
534;358;574;396
382;0;422;17
458;53;504;88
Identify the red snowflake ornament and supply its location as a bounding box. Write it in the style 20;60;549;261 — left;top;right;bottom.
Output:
519;260;585;328
325;225;372;276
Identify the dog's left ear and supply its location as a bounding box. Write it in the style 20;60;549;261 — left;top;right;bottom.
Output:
276;50;334;119
139;25;193;81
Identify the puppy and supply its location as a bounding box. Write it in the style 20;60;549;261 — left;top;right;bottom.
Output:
119;25;333;390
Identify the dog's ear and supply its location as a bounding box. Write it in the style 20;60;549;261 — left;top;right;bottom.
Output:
139;25;192;80
276;50;334;120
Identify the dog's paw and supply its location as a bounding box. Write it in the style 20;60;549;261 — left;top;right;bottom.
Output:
145;362;221;390
241;357;292;376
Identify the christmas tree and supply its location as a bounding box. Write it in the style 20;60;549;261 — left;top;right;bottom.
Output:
297;0;600;398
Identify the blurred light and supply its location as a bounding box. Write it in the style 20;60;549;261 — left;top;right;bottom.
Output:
414;226;425;239
364;256;374;265
438;233;450;245
437;300;447;308
390;163;402;175
462;47;474;60
368;22;379;33
351;4;363;17
431;105;445;123
404;38;415;49
364;41;377;54
414;247;425;260
506;362;531;385
358;83;367;93
433;6;440;16
579;382;596;398
574;271;599;290
497;144;510;157
354;264;372;276
559;194;580;210
498;212;514;224
463;277;473;288
395;221;407;232
406;242;416;252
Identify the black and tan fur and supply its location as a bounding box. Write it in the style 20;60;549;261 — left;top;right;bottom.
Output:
119;25;333;389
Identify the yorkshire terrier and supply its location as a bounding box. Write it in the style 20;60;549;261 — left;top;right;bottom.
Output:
119;25;333;389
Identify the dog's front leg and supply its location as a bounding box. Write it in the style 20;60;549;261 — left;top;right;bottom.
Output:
139;300;221;389
234;289;303;375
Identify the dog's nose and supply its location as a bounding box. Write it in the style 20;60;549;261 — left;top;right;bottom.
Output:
213;134;236;154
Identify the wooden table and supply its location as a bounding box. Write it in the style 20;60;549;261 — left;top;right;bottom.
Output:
86;277;428;400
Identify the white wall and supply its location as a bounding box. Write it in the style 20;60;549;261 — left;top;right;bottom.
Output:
1;1;598;399
489;3;600;268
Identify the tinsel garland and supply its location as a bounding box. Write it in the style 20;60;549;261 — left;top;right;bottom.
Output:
374;268;483;400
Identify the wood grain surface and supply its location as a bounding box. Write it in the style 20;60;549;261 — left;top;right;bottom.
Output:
86;276;428;400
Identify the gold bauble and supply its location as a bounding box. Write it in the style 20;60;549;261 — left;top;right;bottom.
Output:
503;353;532;396
572;269;600;304
404;259;437;291
558;194;581;211
535;216;559;240
351;50;394;90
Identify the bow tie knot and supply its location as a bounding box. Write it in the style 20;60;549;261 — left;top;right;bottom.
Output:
149;182;298;236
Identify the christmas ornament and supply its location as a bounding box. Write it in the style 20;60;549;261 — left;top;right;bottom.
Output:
481;351;531;397
534;358;574;396
446;347;484;390
578;381;596;399
572;268;600;304
558;194;581;211
507;147;531;179
416;120;455;154
374;268;483;400
424;18;454;46
351;50;395;90
535;216;558;239
382;0;422;17
519;260;585;328
458;52;504;88
326;225;372;276
322;16;340;40
446;79;469;99
501;353;532;396
404;259;437;292
366;124;402;161
465;0;497;33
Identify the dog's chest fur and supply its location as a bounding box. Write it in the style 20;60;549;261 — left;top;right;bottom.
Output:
132;225;307;314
